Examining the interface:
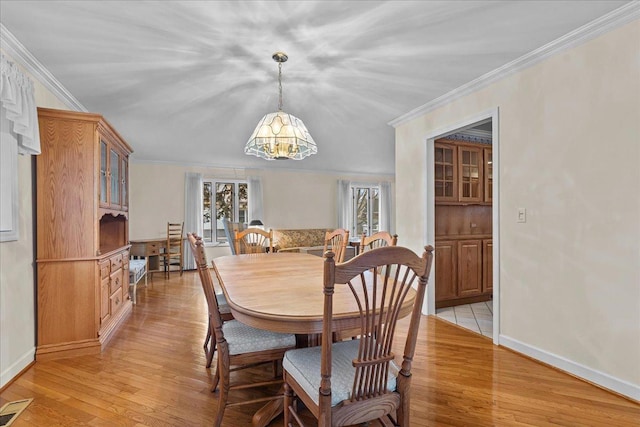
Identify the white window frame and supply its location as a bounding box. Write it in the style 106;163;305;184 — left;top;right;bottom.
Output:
202;179;248;244
350;183;380;238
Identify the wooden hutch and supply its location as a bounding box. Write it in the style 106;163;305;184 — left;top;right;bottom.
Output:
434;137;493;308
35;108;132;360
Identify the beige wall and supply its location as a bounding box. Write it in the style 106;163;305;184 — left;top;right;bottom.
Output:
0;50;70;387
129;162;393;259
395;21;640;393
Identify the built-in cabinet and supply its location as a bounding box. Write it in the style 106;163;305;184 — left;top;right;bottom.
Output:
36;108;133;360
435;138;493;308
435;238;492;308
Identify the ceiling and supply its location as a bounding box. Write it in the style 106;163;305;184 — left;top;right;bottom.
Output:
0;1;628;175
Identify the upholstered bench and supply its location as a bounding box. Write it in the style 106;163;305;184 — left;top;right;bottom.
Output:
129;258;147;304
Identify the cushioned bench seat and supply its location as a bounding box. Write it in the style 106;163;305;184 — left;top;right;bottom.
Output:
129;258;147;304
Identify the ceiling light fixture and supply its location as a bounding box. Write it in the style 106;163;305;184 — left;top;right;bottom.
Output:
244;52;317;160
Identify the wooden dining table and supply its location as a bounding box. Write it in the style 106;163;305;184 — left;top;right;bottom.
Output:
212;251;417;427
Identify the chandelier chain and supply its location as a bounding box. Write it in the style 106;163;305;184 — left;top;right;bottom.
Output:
278;62;283;111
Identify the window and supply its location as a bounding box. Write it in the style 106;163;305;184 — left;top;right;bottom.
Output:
203;180;248;243
351;185;380;237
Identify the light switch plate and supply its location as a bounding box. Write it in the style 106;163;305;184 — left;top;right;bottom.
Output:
517;207;526;223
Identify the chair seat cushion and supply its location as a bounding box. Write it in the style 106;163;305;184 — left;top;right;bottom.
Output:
217;292;232;315
283;339;399;407
223;320;295;355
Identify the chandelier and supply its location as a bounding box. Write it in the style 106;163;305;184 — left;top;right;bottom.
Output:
244;52;317;160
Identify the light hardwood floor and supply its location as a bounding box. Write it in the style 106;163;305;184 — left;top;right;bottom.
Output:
1;271;638;426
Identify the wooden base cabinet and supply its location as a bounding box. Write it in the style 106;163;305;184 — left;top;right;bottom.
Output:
435;238;492;308
36;108;133;360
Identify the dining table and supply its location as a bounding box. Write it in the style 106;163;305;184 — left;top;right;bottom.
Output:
212;251;417;427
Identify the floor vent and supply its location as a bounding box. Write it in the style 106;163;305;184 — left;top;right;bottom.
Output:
0;398;32;426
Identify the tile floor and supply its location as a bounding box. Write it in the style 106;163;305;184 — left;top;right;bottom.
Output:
436;300;493;338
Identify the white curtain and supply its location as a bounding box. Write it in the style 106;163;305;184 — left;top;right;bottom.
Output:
379;181;393;235
247;176;263;225
1;52;40;155
337;179;352;232
184;172;203;270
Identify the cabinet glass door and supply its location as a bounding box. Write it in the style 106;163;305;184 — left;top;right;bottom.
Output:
484;148;492;202
110;148;120;206
121;157;128;209
458;146;483;202
100;140;108;206
434;144;457;201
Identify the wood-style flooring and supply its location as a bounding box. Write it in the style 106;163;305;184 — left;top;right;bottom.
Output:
1;271;638;426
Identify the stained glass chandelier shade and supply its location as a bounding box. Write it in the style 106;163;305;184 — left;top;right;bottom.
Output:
245;52;317;161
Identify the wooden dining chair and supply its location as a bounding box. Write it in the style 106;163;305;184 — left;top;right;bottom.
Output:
188;233;296;427
160;222;184;278
186;234;234;368
323;228;349;263
283;245;434;427
234;227;274;254
359;231;398;254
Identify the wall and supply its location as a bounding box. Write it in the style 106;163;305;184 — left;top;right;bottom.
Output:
394;21;640;397
129;162;393;259
0;50;70;388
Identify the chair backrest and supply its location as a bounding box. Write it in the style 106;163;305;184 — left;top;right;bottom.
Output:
323;228;349;263
359;231;398;254
167;222;184;254
234;228;274;254
187;233;225;330
320;245;434;410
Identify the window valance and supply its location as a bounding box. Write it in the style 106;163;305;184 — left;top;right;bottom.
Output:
1;52;40;155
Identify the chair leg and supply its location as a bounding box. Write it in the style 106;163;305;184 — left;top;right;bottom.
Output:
213;359;229;427
284;381;292;427
206;337;216;369
203;322;211;355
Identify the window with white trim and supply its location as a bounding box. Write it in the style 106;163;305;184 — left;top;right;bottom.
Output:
351;184;380;238
203;180;248;243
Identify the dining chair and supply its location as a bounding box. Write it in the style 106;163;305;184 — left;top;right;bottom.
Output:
323;228;349;263
283;245;434;427
160;222;184;278
234;227;274;254
359;231;398;254
188;233;296;427
186;234;234;368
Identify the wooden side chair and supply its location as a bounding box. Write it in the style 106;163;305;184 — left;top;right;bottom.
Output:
188;233;296;427
234;227;274;254
359;231;398;254
323;228;349;263
283;245;434;427
187;234;234;368
161;222;184;278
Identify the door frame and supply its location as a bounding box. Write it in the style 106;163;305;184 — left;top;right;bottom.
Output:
423;107;500;345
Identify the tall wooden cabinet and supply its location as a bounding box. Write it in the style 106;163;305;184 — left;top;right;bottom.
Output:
36;108;133;360
435;138;493;308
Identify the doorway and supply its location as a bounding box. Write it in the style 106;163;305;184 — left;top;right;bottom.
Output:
424;109;500;344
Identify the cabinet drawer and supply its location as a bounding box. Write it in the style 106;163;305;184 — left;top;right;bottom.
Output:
110;271;123;294
110;254;123;271
99;260;111;279
110;289;123;314
146;243;160;256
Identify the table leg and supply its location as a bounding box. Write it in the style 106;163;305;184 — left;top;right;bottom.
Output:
252;386;284;427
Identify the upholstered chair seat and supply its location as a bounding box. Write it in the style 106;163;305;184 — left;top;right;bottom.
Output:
283;339;399;406
223;320;296;355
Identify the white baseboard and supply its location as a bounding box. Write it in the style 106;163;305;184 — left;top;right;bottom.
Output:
499;335;640;402
0;347;35;389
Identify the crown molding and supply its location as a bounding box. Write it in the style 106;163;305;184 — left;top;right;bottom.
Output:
389;1;640;128
0;23;87;112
